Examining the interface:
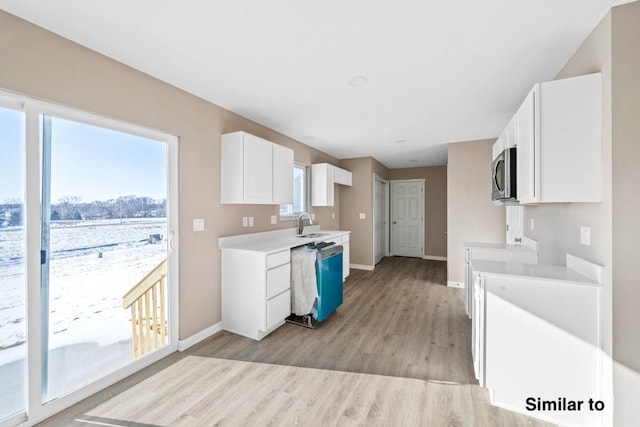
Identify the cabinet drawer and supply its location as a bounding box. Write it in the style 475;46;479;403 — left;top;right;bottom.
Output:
267;250;290;269
267;263;291;299
267;290;291;329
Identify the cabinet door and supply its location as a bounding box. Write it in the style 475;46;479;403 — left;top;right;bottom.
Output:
342;240;350;279
311;163;334;206
243;133;273;202
272;144;294;204
334;167;352;186
516;89;536;203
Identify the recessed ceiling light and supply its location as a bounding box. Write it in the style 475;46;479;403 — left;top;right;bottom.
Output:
395;139;408;144
348;76;368;87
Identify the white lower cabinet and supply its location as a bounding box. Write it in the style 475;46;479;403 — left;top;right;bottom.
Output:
342;234;350;279
464;243;538;319
472;260;602;427
221;248;291;340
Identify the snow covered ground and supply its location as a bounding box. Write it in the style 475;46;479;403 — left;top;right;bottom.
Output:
0;218;168;415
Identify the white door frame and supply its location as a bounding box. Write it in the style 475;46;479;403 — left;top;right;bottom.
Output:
389;179;425;258
1;90;180;427
372;174;389;264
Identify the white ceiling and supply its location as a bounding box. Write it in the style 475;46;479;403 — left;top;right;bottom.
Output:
0;1;628;168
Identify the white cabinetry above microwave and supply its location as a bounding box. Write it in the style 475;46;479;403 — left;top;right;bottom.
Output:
221;131;294;204
311;163;352;207
516;73;602;204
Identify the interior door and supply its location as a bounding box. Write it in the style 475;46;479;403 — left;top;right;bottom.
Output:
390;180;424;258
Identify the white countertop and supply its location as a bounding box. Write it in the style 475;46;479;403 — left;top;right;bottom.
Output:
471;259;599;286
218;226;349;254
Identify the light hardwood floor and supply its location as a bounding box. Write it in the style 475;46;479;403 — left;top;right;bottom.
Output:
39;257;552;426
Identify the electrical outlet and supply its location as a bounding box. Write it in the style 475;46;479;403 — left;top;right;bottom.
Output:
332;212;335;219
530;218;535;231
192;219;205;232
242;217;248;227
311;213;315;221
248;217;254;227
271;215;277;225
580;226;591;246
359;213;366;219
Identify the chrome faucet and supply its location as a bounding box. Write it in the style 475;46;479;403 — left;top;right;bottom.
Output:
297;212;313;235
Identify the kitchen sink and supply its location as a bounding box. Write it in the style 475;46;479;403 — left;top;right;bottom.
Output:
297;233;329;238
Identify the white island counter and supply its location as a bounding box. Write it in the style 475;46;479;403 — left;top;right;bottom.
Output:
218;227;350;341
470;254;604;427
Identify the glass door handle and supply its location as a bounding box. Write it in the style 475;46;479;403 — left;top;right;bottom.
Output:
40;249;47;265
169;232;176;252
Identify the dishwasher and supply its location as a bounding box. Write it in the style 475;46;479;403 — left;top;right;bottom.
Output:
286;241;343;328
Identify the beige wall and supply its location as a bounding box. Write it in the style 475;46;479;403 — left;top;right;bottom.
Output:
611;2;640;425
446;139;505;284
389;166;447;258
339;157;390;267
0;11;343;340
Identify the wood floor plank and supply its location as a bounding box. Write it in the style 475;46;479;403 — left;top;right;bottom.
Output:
39;257;553;427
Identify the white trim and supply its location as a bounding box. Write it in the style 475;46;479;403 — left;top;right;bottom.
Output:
177;322;223;352
350;263;375;271
447;281;464;289
1;412;26;427
372;174;390;266
423;255;447;261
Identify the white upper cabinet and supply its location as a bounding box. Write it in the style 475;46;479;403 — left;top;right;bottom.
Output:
221;131;294;204
333;166;353;186
311;163;335;206
492;116;516;160
516;73;602;204
311;163;352;206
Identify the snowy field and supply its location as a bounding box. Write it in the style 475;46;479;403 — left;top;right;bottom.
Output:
0;218;167;414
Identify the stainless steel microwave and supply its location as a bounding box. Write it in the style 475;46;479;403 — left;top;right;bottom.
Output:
491;147;517;203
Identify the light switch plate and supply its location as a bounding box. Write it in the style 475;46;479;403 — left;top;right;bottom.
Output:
242;217;248;227
271;215;277;225
248;217;254;227
311;213;316;221
530;218;535;231
359;213;366;219
580;226;591;246
192;219;205;232
332;212;335;219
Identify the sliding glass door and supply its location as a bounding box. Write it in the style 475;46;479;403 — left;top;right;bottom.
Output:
0;93;178;426
41;115;170;402
0;105;26;422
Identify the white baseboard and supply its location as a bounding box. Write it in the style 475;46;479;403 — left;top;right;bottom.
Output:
423;255;447;261
177;321;222;352
350;263;375;271
447;281;464;289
